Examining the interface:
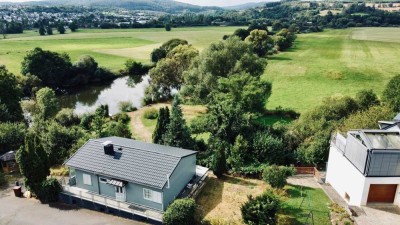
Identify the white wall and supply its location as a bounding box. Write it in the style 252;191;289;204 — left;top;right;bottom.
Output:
326;145;367;206
326;145;400;206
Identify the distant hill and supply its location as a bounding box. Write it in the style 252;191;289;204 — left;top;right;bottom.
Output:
224;1;274;10
1;0;221;13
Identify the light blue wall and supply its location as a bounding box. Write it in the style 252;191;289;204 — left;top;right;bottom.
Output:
75;169;99;193
126;183;163;211
71;154;196;212
162;154;196;209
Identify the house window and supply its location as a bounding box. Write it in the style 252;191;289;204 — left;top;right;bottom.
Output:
83;173;92;186
143;188;162;203
99;177;109;183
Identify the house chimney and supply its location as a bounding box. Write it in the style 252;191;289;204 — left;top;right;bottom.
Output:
102;141;114;155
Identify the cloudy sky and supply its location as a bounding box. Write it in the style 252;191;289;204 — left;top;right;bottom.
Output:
0;0;272;7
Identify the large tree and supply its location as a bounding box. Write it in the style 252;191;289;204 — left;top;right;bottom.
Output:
150;39;188;63
181;37;266;104
152;107;170;144
21;47;72;88
163;96;194;149
16;132;50;194
245;29;274;57
0;66;23;122
35;87;60;120
383;74;400;111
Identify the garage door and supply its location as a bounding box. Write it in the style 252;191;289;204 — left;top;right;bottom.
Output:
367;184;397;203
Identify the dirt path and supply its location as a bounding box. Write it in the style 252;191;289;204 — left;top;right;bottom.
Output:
128;103;169;142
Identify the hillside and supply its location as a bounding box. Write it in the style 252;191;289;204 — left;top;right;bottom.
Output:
3;0;221;13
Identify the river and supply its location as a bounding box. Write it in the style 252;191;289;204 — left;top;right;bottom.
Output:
59;76;149;116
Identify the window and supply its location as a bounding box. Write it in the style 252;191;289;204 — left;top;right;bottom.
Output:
83;173;92;186
143;188;162;203
99;177;109;183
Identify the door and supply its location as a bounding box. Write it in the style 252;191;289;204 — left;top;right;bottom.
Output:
115;186;126;202
367;184;397;203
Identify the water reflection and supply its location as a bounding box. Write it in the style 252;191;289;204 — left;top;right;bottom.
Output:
59;76;149;115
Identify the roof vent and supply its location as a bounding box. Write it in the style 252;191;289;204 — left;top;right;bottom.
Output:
102;141;114;156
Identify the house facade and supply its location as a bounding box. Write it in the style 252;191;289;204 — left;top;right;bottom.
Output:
327;129;400;206
64;136;198;212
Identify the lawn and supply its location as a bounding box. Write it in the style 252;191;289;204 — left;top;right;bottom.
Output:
264;28;400;113
0;27;240;75
281;185;331;225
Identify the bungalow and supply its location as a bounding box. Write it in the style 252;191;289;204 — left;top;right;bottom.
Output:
327;121;400;206
0;151;18;174
63;136;207;221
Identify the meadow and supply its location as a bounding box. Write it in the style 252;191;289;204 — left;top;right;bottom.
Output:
0;27;240;75
1;27;400;113
265;27;400;113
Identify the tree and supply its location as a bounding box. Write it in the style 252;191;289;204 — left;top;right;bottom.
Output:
262;165;295;189
55;108;80;127
21;47;72;88
153;107;170;144
272;20;283;32
241;190;281;225
228;135;248;169
165;23;172;31
0;66;23;122
245;29;274;57
0;21;7;39
123;59;151;84
16;132;50;194
253;133;285;165
150;39;188;63
355;89;380;110
233;28;250;40
163;198;196;225
210;137;228;178
147;45;199;100
275;28;296;51
41;122;83;165
163;96;194;149
39;26;46;36
46;26;53;35
69;21;78;32
383;74;400;111
181;37;266;104
57;23;66;34
35;87;60;120
0;122;26;155
105;121;132;138
37;178;62;203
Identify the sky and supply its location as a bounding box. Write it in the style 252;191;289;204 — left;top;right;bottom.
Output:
0;0;272;7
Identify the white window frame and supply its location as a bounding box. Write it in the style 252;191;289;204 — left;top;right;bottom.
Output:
82;173;92;186
143;188;162;203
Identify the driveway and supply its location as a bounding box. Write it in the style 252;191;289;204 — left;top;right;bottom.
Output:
0;190;148;225
353;204;400;225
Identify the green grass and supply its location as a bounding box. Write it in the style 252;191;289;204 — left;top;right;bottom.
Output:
264;28;400;113
282;185;331;225
0;27;240;75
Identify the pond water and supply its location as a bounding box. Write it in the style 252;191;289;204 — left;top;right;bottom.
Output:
59;76;149;115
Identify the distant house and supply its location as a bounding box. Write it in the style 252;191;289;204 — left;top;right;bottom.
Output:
62;136;207;222
326;115;400;206
0;151;18;174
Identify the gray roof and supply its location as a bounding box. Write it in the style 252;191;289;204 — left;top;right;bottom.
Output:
65;137;197;189
0;151;15;162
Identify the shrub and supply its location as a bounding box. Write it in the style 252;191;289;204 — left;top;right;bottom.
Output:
163;198;196;225
143;108;158;119
37;178;62;203
55;108;80;126
118;101;137;112
0;172;6;186
262;165;295;189
241;190;281;225
115;112;131;124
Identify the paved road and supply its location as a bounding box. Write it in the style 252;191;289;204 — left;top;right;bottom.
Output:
0;190;148;225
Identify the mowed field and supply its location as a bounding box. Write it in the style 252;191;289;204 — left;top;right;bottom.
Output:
265;27;400;113
0;27;240;75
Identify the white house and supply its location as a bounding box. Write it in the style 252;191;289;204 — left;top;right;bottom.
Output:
326;117;400;206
